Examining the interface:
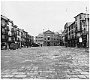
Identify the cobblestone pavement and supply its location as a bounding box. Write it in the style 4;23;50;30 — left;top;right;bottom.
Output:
1;46;89;79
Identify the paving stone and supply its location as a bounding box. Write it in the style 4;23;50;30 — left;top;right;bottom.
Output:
30;70;34;72
38;70;43;73
21;66;26;69
1;46;89;79
43;70;52;73
25;66;32;70
37;76;45;79
11;69;18;73
74;69;82;71
49;68;55;71
70;78;79;79
78;75;87;79
18;68;26;72
2;74;14;78
67;71;80;75
12;72;19;74
14;74;27;78
80;71;89;75
84;74;89;79
27;72;38;76
31;66;38;70
66;75;71;78
71;75;78;78
2;69;11;74
18;72;26;74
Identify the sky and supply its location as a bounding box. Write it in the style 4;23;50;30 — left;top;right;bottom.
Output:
1;1;89;36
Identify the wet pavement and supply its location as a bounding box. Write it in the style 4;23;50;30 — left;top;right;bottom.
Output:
1;46;89;79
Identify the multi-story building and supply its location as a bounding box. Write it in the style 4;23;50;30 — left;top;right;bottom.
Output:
54;32;61;46
16;28;22;48
1;15;34;49
68;21;76;47
12;25;17;43
28;35;32;47
43;30;60;46
59;34;64;46
61;30;65;46
1;15;9;49
74;13;89;48
35;34;44;46
31;36;34;45
63;13;89;48
26;33;30;47
21;30;33;47
64;22;72;47
43;30;54;46
21;29;26;47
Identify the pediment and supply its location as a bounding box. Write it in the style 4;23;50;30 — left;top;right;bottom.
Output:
43;30;54;34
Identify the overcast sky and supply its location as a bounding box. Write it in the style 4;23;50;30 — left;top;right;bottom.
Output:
1;1;89;36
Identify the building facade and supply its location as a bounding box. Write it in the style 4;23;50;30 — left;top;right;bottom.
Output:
61;30;65;46
74;13;89;48
63;13;89;48
64;22;72;47
59;34;64;46
1;15;9;49
43;30;60;46
67;22;76;47
1;15;34;50
35;34;44;46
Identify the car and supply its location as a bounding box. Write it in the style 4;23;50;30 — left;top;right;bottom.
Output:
32;43;39;47
9;43;18;50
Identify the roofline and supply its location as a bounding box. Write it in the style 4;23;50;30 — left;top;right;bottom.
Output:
43;30;54;34
64;22;73;28
1;15;9;21
69;21;75;26
74;13;89;18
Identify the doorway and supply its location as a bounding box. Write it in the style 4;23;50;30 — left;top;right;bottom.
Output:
47;42;50;46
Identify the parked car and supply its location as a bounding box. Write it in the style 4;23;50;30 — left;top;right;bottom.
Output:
9;43;18;50
32;43;39;47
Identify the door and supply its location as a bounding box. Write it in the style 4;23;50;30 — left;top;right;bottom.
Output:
47;42;50;46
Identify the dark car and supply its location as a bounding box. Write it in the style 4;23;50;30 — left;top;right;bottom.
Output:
32;43;39;47
9;43;18;50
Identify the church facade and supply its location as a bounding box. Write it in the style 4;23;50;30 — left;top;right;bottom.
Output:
43;30;60;46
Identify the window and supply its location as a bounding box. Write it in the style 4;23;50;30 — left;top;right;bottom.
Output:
2;35;5;39
8;37;11;41
72;31;73;34
2;28;5;33
80;15;82;19
1;20;6;27
84;28;86;31
75;18;77;21
11;28;14;32
18;31;20;35
48;37;50;40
